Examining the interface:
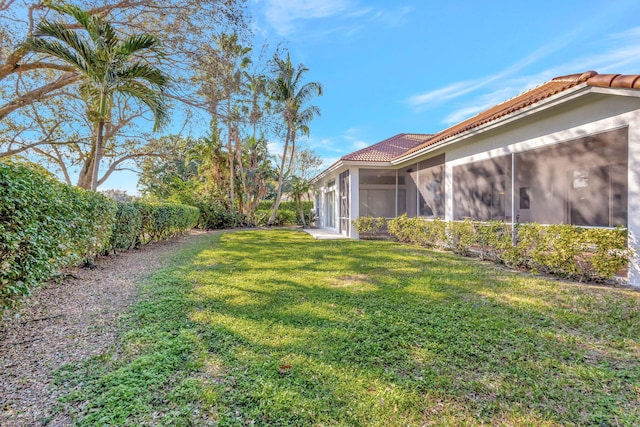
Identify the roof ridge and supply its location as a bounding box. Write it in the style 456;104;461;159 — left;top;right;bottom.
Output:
551;70;598;83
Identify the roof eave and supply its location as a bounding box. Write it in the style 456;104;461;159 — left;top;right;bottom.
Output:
310;160;394;184
391;83;593;165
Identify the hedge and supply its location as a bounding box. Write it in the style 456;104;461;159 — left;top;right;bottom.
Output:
255;200;314;226
0;162;199;310
379;215;630;282
351;216;387;239
1;162;115;307
132;202;200;244
107;202;199;251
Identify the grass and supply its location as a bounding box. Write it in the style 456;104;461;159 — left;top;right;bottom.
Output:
55;229;640;426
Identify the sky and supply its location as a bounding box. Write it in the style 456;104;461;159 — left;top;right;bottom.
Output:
105;0;640;194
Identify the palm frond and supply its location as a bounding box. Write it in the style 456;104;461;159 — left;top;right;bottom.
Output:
31;19;94;66
22;37;88;73
118;63;169;87
47;3;93;32
295;81;323;105
117;81;169;131
118;34;160;57
296;105;320;127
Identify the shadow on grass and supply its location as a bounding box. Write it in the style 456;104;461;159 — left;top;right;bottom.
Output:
56;229;640;426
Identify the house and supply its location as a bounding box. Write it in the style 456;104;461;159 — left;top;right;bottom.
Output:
310;71;640;286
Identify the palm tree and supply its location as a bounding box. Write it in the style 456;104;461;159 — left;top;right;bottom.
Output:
287;175;312;228
21;4;169;190
267;53;322;226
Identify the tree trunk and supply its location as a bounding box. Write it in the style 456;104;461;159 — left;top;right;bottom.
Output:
297;194;306;228
236;130;248;216
267;127;291;226
90;120;104;191
77;157;94;189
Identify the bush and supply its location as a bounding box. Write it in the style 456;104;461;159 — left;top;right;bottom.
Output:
352;216;386;239
386;214;630;282
109;201;143;252
0;162;200;310
0;162;116;308
256;200;314;226
386;215;446;247
254;208;303;226
134;202;200;244
194;199;240;230
107;201;198;250
258;200;313;212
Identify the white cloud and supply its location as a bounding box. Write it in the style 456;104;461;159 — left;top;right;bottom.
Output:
320;156;341;169
267;140;284;158
262;0;352;36
410;23;640;126
608;26;640;40
352;140;369;150
307;128;373;160
405;25;588;113
370;6;412;27
443;87;517;125
407;81;479;111
260;1;413;38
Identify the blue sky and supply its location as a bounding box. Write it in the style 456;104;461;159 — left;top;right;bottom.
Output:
106;0;640;194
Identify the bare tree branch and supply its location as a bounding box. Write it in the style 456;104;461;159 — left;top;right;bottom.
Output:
98;151;163;186
0;72;79;120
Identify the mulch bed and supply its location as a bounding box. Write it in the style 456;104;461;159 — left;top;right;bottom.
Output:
0;231;208;427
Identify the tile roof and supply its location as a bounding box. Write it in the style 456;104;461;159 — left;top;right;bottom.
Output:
399;71;640;158
341;133;433;162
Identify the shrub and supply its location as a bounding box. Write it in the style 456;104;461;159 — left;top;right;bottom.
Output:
258;200;313;212
254;208;301;226
256;200;314;226
194;199;240;230
352;216;386;239
584;227;630;280
0;162;200;310
134;202;200;244
386;214;630;282
386;214;412;243
0;162;116;308
108;201;143;252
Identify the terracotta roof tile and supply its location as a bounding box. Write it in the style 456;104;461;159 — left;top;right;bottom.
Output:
341;133;433;162
398;71;640;159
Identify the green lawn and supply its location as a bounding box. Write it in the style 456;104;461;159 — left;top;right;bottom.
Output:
56;229;640;426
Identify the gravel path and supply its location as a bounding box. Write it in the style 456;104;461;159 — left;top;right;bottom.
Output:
0;231;208;426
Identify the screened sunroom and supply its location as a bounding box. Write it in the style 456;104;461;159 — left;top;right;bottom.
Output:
359;154;445;220
452;127;628;228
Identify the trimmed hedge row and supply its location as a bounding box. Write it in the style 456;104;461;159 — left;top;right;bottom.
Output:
132;202;200;244
367;214;629;282
0;162;199;309
108;201;199;251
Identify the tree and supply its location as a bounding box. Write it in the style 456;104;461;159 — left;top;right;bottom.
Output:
285;146;322;228
241;135;273;223
287;175;311;227
267;52;322;226
210;33;251;211
0;0;246;124
21;4;169;190
137;135;203;202
0;1;247;190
